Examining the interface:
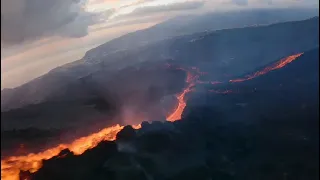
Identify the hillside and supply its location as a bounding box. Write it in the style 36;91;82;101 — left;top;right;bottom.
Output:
16;49;319;180
2;17;319;110
84;8;319;58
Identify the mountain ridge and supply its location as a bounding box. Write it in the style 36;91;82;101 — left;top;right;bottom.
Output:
84;8;319;60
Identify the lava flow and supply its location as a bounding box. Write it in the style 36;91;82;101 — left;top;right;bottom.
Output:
1;67;198;180
230;53;303;83
167;71;197;122
1;124;124;180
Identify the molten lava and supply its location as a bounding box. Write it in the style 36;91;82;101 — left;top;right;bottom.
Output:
166;73;195;122
230;53;303;83
1;66;198;180
1;124;124;180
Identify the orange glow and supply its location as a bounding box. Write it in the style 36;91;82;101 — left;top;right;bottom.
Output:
230;53;303;83
1;65;197;180
1;124;124;180
166;70;198;122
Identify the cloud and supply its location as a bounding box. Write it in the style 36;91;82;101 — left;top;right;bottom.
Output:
232;0;248;6
0;0;104;46
230;0;274;6
121;1;205;17
1;0;317;47
58;9;115;38
119;0;157;9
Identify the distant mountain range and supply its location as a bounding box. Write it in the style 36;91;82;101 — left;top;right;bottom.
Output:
84;8;319;59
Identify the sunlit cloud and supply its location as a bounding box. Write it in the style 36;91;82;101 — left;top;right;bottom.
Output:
86;0;203;19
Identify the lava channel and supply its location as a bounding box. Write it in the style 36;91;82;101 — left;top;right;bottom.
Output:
229;53;303;83
166;71;197;122
1;67;198;180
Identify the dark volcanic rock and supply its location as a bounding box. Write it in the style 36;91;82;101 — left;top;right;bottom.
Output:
116;125;136;142
168;165;211;180
19;170;32;180
29;141;118;180
136;131;173;153
103;153;149;180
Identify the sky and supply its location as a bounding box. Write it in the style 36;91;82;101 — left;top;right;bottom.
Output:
1;0;319;89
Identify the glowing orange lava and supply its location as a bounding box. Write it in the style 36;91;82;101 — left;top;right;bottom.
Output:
1;67;197;180
0;124;145;180
167;71;197;121
1;124;124;180
230;53;303;83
